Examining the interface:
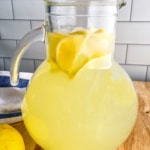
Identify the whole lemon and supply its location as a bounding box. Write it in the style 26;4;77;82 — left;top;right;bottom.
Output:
0;124;25;150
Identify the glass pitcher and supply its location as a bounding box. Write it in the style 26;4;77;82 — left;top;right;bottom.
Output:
10;0;138;150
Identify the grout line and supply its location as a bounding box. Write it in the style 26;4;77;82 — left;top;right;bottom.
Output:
34;58;44;61
115;43;150;46
16;40;18;45
2;57;37;61
145;66;149;81
2;57;5;70
3;57;11;59
115;43;127;45
117;21;150;23
0;39;17;42
118;63;126;65
30;20;32;30
121;64;148;67
22;58;39;61
125;44;128;64
0;18;44;21
27;19;44;22
10;0;15;19
0;38;21;41
3;57;7;70
129;0;134;21
33;59;36;71
1;18;150;23
34;58;45;62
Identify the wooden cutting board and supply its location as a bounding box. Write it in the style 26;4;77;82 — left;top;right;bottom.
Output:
12;81;150;150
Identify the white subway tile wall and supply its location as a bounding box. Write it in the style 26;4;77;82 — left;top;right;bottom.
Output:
121;65;147;81
35;60;43;70
116;22;150;44
4;58;35;72
0;0;13;19
127;45;150;65
0;0;150;81
0;20;31;40
12;0;45;20
131;0;150;21
23;43;46;59
31;21;44;29
117;0;132;21
114;44;127;64
0;40;16;57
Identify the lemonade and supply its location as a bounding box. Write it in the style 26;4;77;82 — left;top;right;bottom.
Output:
22;28;138;150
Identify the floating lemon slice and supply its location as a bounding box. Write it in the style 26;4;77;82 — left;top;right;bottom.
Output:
94;28;106;34
47;32;66;62
84;30;115;58
76;54;112;77
70;27;88;35
56;35;87;75
48;28;115;77
83;54;111;69
70;27;97;35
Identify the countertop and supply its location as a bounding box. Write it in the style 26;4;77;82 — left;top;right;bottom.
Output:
12;81;150;150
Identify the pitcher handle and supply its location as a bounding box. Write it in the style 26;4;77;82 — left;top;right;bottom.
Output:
10;24;45;86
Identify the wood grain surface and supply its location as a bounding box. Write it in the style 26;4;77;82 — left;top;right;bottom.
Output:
12;81;150;150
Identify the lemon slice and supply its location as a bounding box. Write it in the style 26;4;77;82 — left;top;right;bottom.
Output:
94;28;106;34
84;30;115;58
47;32;66;62
76;54;112;76
47;28;115;77
70;27;88;35
70;27;97;35
56;35;87;75
83;54;112;69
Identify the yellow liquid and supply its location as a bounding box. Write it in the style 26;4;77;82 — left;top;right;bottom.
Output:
22;61;138;150
22;28;137;150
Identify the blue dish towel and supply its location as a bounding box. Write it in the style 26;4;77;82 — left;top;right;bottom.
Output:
0;76;29;88
0;71;32;115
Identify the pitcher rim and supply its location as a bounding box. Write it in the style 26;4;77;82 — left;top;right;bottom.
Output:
44;0;126;8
